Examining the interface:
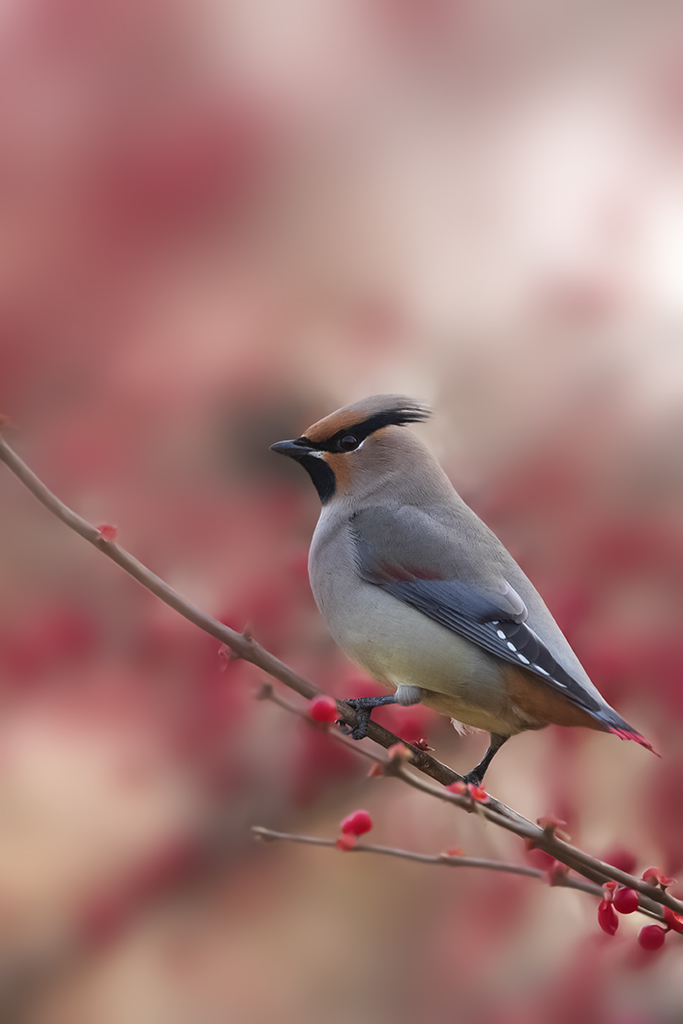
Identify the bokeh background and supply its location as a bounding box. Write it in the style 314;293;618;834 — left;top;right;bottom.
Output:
0;0;682;1020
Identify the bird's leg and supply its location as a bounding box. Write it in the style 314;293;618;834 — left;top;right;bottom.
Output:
463;733;509;787
340;695;398;740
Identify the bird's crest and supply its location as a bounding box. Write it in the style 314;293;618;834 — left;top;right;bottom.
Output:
304;395;430;447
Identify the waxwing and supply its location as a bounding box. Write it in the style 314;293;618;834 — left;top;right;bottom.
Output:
271;395;653;784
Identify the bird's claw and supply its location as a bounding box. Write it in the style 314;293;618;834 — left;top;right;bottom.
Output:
340;698;372;740
337;720;367;740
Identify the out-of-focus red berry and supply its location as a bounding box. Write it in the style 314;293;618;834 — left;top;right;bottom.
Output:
525;845;556;871
446;781;467;795
597;898;619;935
336;834;356;851
291;727;360;807
602;847;637;875
546;862;569;886
96;523;118;541
386;743;411;761
468;785;490;803
130;838;201;900
79;891;130;947
613;888;639;914
638;925;667;951
309;696;338;723
663;907;683;933
340;809;372;836
385;704;435;743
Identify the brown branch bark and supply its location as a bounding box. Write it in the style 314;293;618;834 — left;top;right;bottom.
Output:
0;437;459;784
255;682;385;764
0;435;680;925
253;826;587;884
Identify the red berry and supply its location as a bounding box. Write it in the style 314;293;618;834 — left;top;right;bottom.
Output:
309;696;338;723
340;809;373;836
613;888;639;914
597;898;619;935
663;907;683;933
638;925;667;951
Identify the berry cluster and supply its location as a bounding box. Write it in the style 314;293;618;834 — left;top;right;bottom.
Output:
597;871;683;951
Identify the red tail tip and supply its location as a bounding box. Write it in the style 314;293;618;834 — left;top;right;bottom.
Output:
608;726;659;757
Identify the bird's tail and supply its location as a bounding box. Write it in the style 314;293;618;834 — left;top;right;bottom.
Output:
599;708;658;755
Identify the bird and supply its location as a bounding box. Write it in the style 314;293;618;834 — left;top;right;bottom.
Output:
270;394;654;785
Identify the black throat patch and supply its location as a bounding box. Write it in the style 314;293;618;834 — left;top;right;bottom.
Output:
299;454;336;503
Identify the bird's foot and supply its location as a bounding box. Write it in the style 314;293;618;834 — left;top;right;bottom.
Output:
461;733;509;788
462;767;485;787
339;695;398;740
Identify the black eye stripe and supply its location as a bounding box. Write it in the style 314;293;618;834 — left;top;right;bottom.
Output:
300;403;429;454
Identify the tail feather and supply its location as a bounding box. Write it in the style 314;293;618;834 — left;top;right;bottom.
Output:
607;724;659;756
590;703;659;755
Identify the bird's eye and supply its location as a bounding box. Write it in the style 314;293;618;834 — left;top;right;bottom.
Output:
338;434;359;452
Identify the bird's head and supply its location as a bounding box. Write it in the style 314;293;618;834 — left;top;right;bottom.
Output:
270;394;432;504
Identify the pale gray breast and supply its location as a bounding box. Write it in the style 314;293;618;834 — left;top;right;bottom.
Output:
308;507;370;642
307;509;511;727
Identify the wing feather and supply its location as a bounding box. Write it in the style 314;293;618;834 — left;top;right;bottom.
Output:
351;507;603;716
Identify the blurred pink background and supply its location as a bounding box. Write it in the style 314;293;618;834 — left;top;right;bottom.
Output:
0;0;682;1020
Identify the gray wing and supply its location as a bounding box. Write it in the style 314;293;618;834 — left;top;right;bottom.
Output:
350;505;605;716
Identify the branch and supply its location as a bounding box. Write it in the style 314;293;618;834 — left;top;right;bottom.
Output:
255;682;384;764
254;680;682;919
251;827;672;922
252;825;579;881
0;436;681;922
0;438;460;785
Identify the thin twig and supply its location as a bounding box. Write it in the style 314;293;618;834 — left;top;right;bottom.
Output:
252;825;561;879
1;436;681;921
250;827;670;920
254;674;681;920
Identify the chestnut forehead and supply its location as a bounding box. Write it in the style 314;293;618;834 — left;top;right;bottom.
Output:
303;396;430;445
305;409;365;443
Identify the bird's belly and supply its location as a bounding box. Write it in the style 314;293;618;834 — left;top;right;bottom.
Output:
315;575;526;735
